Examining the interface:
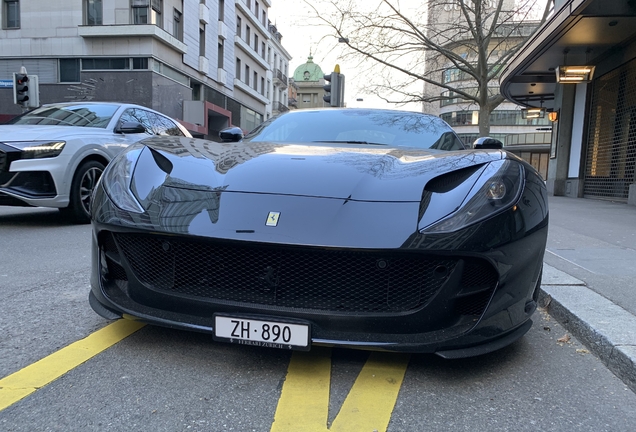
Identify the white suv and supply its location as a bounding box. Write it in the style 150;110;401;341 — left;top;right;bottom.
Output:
0;102;191;223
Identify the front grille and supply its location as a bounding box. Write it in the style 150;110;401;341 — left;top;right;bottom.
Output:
0;171;56;196
0;150;6;172
111;233;458;313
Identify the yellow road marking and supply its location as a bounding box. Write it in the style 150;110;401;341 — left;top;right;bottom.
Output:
271;349;410;432
271;347;332;432
0;319;145;411
331;352;410;432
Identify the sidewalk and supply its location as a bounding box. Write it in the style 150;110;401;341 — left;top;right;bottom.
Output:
539;196;636;392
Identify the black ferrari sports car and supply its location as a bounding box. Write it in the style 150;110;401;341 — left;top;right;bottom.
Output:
89;108;548;358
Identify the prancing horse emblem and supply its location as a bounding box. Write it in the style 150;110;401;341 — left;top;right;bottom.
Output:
266;211;280;227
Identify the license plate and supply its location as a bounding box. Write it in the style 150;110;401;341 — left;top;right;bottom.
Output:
213;315;310;350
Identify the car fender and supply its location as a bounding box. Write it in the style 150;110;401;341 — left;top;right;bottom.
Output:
58;144;118;197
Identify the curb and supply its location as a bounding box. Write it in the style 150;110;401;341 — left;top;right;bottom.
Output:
539;264;636;393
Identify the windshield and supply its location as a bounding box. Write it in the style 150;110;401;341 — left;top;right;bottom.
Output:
243;109;465;151
8;104;120;128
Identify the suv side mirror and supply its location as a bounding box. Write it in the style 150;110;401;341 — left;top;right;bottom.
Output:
219;126;244;142
116;121;147;134
472;137;503;149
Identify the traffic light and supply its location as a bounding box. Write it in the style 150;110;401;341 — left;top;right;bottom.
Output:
323;65;345;107
13;72;29;104
323;72;336;106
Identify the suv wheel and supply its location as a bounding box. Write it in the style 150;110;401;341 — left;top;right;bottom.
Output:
59;160;105;224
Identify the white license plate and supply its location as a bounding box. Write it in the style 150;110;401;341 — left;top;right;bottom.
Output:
214;315;310;350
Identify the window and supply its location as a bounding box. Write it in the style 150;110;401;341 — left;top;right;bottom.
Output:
85;0;103;25
253;71;258;91
261;77;265;96
266;79;270;99
261;42;265;58
246;0;251;9
245;65;250;85
254;34;258;52
120;108;155;134
149;112;185;136
261;10;266;26
133;58;148;69
151;0;162;28
236;58;241;79
173;9;182;41
59;59;81;83
82;58;130;70
200;27;206;57
131;0;162;28
218;0;224;22
218;40;224;68
255;2;259;19
132;0;149;24
152;61;189;85
236;16;241;37
245;25;250;44
3;0;20;29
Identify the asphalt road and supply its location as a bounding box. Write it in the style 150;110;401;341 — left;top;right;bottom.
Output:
1;206;635;431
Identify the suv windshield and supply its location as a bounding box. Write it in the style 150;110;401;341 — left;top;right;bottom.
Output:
8;104;120;128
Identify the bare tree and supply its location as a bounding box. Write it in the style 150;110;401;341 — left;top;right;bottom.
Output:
306;0;554;136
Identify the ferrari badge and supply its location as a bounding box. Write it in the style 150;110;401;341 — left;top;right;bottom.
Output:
266;211;281;227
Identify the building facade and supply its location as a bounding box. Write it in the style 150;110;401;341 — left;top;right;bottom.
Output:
501;0;636;205
265;22;291;118
0;0;291;138
422;0;552;179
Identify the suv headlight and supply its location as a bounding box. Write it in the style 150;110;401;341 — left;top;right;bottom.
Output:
6;141;66;159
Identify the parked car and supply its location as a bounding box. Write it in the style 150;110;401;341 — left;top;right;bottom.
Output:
0;102;191;223
89;108;548;358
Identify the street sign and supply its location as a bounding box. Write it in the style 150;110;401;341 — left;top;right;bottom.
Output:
0;79;13;88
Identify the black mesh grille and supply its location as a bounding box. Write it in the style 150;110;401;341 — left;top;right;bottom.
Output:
455;290;493;316
455;260;498;316
461;260;498;289
111;233;458;313
0;150;6;172
584;58;636;200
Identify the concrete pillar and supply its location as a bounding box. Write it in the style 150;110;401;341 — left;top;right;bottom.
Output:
629;184;636;206
547;84;576;196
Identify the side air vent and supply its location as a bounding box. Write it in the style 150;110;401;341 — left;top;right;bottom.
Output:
425;164;484;193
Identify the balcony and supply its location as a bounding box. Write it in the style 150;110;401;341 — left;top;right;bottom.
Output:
78;24;187;54
199;3;210;24
273;69;288;87
273;101;289;114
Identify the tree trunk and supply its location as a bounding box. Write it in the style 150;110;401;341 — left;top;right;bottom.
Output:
479;101;491;137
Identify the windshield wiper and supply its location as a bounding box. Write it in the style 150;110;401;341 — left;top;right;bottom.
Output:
312;140;387;146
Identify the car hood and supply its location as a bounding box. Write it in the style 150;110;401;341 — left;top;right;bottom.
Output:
139;136;504;203
0;125;108;141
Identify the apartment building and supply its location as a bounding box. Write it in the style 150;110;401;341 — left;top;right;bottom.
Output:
0;0;291;138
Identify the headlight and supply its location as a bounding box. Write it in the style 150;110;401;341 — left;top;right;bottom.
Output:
7;141;66;159
421;159;524;233
101;144;145;213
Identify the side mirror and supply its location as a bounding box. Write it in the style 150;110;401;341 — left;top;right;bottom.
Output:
472;137;503;149
219;126;244;142
116;121;147;134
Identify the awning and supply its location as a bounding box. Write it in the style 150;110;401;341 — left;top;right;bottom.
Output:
500;0;636;109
